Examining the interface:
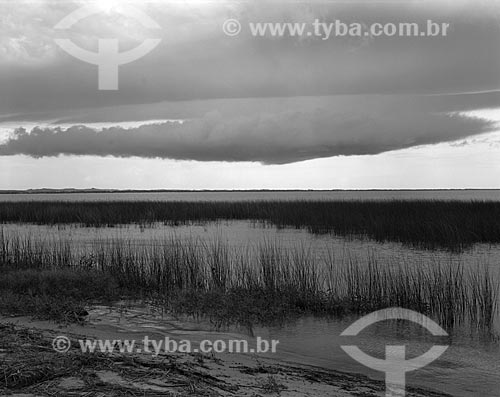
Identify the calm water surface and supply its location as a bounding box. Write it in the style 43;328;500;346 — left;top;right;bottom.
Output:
1;189;500;202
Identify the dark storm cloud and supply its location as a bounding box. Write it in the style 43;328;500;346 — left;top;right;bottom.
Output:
0;104;495;164
1;1;499;164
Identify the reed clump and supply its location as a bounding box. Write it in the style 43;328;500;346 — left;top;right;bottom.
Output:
1;200;500;250
0;230;497;330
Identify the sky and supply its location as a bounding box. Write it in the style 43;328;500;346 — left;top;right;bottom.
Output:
0;0;499;190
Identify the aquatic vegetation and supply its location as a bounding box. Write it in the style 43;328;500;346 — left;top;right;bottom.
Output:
1;200;500;251
0;230;497;330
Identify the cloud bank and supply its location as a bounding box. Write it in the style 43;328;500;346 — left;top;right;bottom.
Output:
0;103;494;164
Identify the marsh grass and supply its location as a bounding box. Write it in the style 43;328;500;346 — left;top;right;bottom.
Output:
1;200;500;250
0;230;498;331
0;268;120;322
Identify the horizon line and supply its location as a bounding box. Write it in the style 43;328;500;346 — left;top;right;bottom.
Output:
2;188;500;194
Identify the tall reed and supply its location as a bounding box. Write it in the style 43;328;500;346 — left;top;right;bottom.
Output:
1;200;500;250
0;230;498;329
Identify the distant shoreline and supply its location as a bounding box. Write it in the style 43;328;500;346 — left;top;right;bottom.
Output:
2;188;500;194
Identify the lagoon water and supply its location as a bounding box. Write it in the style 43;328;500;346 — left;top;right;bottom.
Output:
1;189;500;202
2;219;500;396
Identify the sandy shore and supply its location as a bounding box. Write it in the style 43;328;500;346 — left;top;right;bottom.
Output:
0;306;451;397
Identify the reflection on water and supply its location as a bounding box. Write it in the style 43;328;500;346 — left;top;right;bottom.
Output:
2;221;500;396
3;220;500;273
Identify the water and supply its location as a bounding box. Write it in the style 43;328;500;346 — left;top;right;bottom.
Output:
3;221;500;274
1;189;500;202
2;220;500;396
257;316;500;397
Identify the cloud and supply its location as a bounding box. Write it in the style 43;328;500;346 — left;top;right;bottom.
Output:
1;1;499;114
0;99;495;164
